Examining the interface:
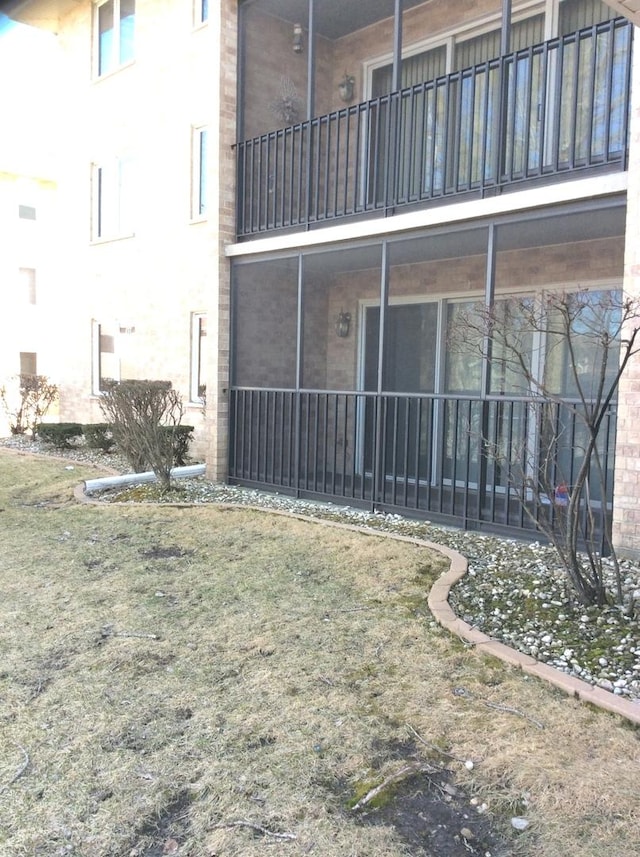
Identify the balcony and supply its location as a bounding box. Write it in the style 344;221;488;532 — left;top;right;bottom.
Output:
229;388;616;548
236;17;632;238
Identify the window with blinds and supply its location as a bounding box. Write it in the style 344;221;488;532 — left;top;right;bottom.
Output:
371;1;618;99
372;45;446;97
373;12;546;97
454;14;545;70
558;0;614;35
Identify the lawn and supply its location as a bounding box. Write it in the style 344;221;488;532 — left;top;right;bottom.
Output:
1;451;639;857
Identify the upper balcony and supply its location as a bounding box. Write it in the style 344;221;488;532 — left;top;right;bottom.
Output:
236;1;633;239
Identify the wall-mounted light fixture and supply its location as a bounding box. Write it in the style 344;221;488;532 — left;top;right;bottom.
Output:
335;310;351;338
338;72;355;103
292;22;303;53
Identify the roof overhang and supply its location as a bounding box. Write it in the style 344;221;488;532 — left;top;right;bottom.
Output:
597;1;640;26
0;0;84;32
2;0;640;33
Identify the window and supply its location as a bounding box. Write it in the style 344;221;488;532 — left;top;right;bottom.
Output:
544;289;622;398
96;0;135;77
20;352;37;376
92;321;120;393
195;0;208;26
92;157;135;239
191;126;208;219
19;268;37;304
18;205;36;220
558;0;613;34
190;313;207;402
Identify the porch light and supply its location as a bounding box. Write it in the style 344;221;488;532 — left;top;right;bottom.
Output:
338;73;355;103
292;22;303;53
335;310;351;338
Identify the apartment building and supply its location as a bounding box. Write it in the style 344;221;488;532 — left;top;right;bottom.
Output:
2;0;226;457
3;0;640;555
0;171;60;435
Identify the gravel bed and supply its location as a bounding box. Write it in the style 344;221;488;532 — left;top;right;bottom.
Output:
3;434;639;706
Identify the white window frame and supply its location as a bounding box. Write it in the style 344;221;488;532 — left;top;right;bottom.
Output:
194;0;208;27
91;320;121;395
92;156;135;241
191;126;208;221
190;312;207;403
94;0;135;79
19;267;37;305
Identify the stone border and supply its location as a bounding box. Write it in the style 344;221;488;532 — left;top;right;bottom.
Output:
72;479;640;727
428;555;640;726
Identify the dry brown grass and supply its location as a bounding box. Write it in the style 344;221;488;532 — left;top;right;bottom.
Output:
1;451;639;857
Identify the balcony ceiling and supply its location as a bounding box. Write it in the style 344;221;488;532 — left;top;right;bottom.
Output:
0;0;83;32
252;0;426;40
251;1;640;39
605;1;640;26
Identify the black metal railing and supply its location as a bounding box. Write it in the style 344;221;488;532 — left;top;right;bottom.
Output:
237;18;632;236
229;388;617;546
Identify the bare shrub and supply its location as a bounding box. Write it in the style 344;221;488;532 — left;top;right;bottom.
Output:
98;380;185;492
0;374;59;437
453;290;640;608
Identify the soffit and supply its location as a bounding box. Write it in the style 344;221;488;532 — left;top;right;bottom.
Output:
243;0;427;41
604;1;640;27
0;0;83;32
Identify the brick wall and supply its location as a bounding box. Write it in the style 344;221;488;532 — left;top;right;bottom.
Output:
613;45;640;557
204;0;237;481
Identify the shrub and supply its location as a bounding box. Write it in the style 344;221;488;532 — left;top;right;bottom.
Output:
98;379;184;491
37;423;84;448
163;425;194;466
83;423;115;452
0;374;59;437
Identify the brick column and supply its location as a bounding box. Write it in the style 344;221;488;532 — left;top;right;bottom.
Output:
613;33;640;558
205;0;237;483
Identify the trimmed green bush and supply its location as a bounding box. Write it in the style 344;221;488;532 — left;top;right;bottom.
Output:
98;380;185;489
83;423;115;452
37;422;84;448
163;425;194;467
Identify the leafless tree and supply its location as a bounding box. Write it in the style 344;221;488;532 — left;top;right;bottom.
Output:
0;374;59;437
455;289;640;608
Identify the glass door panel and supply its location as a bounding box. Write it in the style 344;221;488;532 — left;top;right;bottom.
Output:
364;302;438;479
555;0;619;166
370;45;447;205
442;301;482;484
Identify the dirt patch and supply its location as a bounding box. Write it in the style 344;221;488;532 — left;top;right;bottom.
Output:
139;544;194;559
127;792;193;856
353;768;510;856
343;740;510;856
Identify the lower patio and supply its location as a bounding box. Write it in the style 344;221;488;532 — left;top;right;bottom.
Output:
229;200;626;548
